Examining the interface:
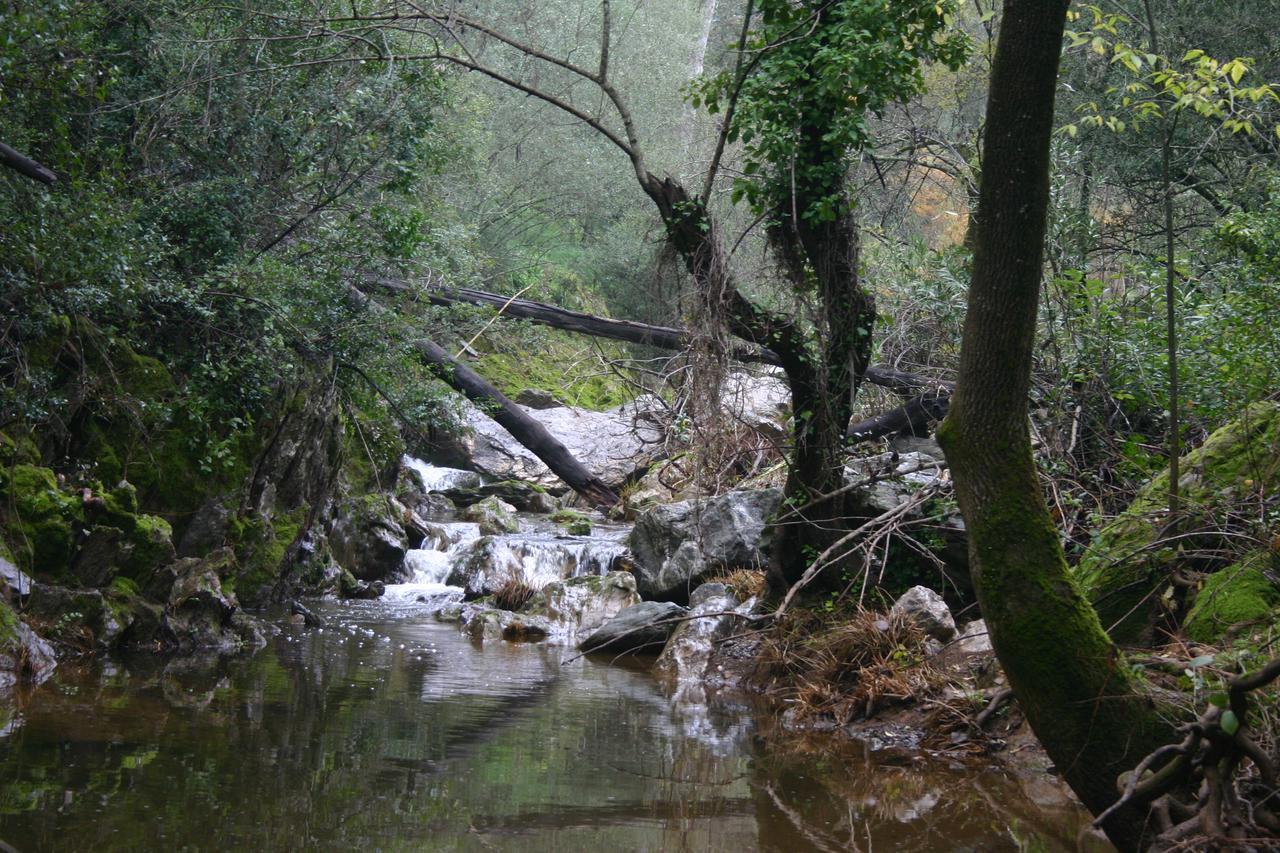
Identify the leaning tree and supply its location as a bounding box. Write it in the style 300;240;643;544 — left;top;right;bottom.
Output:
229;0;967;588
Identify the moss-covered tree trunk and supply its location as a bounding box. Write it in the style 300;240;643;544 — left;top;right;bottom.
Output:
936;2;1175;849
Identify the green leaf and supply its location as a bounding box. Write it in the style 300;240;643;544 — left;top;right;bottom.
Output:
1221;710;1240;736
1188;655;1214;668
1208;692;1229;708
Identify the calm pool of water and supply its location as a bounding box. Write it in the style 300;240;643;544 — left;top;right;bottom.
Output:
0;597;1102;851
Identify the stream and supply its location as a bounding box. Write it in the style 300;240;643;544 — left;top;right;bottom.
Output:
0;472;1106;851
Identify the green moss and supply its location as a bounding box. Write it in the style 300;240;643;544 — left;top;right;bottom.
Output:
0;431;41;467
0;597;19;648
110;576;140;597
474;333;629;411
119;514;175;580
0;464;83;578
550;509;592;535
1184;552;1280;644
1077;402;1280;643
230;506;307;603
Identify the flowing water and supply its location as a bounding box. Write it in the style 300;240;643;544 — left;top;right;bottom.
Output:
0;466;1107;850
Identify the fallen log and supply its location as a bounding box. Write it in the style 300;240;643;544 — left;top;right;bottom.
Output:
847;391;951;444
346;286;621;508
0;142;57;184
363;278;944;395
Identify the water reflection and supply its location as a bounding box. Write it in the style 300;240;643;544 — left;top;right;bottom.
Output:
0;599;1103;851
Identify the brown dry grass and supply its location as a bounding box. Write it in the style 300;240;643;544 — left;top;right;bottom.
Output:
750;607;947;726
492;577;537;612
704;568;767;600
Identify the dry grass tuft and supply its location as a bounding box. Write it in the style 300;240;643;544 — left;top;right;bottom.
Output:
492;577;537;612
750;607;946;726
705;568;768;600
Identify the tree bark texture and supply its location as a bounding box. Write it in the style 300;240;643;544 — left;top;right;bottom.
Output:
346;287;620;507
936;3;1173;849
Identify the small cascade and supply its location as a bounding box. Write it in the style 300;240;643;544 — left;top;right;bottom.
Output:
384;521;483;604
384;506;634;604
402;456;483;493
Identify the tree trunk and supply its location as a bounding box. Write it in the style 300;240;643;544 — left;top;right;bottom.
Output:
346;287;620;508
0;142;57;184
935;2;1174;849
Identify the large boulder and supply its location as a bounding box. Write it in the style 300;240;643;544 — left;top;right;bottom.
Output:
455;397;665;491
328;494;410;582
1077;402;1280;643
654;583;757;684
719;370;791;438
161;553;263;652
628;488;782;603
579;601;688;655
843;452;968;593
524;571;641;638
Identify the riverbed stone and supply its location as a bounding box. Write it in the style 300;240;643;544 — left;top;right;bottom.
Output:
654;583;756;684
627;488;782;603
328;494;409;583
0;600;56;690
579;601;688;655
523;571;640;637
890;585;956;642
461;496;520;535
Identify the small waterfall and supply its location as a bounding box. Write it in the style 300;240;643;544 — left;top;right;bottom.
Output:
402;455;483;492
384;521;483;603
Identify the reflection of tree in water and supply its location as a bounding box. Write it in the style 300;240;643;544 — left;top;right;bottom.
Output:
747;736;1108;852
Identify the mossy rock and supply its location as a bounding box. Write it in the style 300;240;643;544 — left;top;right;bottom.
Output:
0;464;83;579
550;509;593;536
0;431;41;467
228;506;307;605
1077;402;1280;643
1183;551;1280;644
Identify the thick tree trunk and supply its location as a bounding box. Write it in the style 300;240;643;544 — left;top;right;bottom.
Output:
936;3;1173;850
346;287;620;507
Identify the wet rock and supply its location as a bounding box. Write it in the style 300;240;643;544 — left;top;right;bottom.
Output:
345;577;385;600
890;585;956;642
579;601;688;656
458;604;554;643
460;496;520;536
654;583;756;684
448;534;627;599
161;555;248;652
524;571;640;637
478;481;558;514
551;509;592;536
628;488;782;603
0;556;33;604
290;600;325;628
329;494;409;582
0;603;57;690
